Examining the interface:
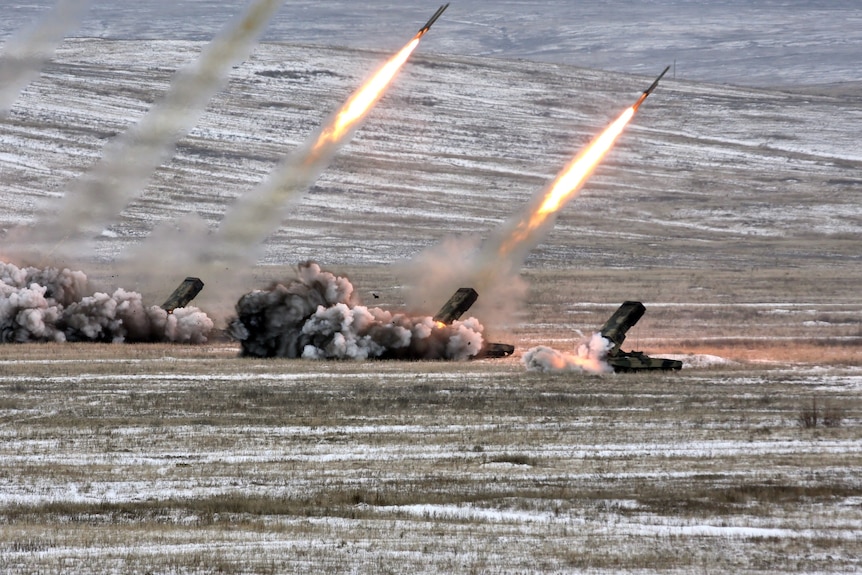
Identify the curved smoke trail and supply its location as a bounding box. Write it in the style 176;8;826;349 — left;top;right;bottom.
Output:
0;0;90;117
1;261;212;343
228;262;484;360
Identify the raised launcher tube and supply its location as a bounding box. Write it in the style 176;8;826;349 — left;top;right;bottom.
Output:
599;300;646;355
433;288;479;324
599;301;682;372
161;277;205;312
433;287;514;359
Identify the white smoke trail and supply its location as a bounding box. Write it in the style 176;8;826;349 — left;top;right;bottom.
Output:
155;30;425;273
124;28;432;318
1;261;212;343
522;332;613;374
21;0;282;258
0;0;90;117
210;37;422;263
228;261;484;360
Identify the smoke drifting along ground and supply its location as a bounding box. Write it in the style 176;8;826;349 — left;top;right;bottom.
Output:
0;0;90;117
228;262;484;360
1;262;212;343
14;0;282;262
522;333;614;374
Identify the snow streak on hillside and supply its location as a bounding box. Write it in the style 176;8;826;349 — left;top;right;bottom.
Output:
2;39;859;284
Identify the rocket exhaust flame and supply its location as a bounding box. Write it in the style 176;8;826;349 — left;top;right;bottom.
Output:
0;0;90;117
309;37;421;158
401;67;668;323
213;14;440;251
216;32;424;252
475;66;670;290
496;105;637;258
113;6;448;318
172;5;448;300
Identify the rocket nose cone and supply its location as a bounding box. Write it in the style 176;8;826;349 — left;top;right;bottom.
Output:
419;3;449;33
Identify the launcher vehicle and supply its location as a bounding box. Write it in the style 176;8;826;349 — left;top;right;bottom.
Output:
433;287;514;359
599;301;682;373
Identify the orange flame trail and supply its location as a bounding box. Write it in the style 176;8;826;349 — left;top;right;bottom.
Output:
497;104;637;257
203;31;429;268
405;73;665;323
309;36;421;159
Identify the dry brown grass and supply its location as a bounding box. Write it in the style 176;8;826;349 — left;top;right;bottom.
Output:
2;35;861;572
1;330;861;573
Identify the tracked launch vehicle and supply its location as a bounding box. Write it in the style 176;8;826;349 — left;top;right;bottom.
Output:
600;301;682;372
433;287;514;359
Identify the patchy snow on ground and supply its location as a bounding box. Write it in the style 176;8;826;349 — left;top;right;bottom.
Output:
1;3;861;572
665;353;735;369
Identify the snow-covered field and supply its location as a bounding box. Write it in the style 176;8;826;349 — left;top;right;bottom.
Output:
1;345;860;573
2;38;860;274
2;2;862;572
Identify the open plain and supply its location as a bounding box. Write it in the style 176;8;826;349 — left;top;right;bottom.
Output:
2;1;862;572
2;264;862;573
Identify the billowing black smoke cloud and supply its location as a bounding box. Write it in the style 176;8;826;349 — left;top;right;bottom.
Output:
228;262;484;360
1;262;213;343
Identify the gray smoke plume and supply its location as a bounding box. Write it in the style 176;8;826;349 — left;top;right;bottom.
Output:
1;261;213;343
19;0;282;258
522;333;614;374
396;235;530;329
228;261;485;360
0;0;90;117
396;203;562;331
